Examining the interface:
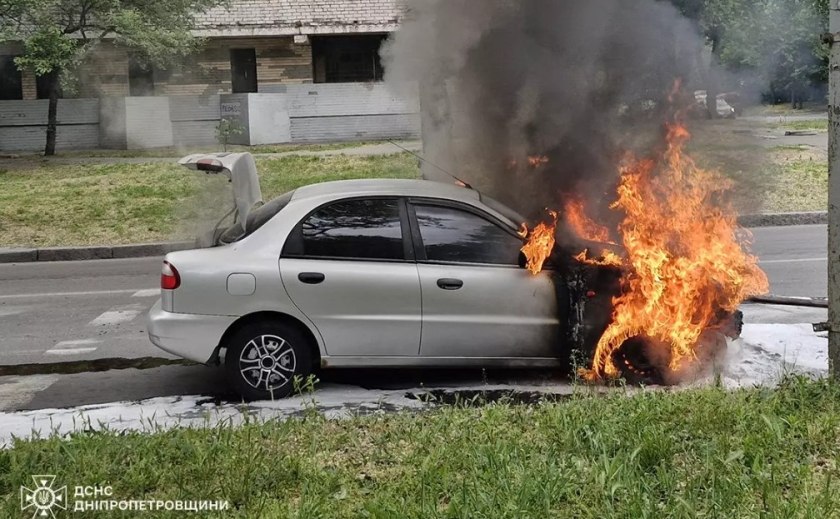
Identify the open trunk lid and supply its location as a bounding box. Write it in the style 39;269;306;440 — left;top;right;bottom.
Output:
178;152;263;246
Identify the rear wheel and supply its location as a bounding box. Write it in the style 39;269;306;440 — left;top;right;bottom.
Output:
224;321;313;400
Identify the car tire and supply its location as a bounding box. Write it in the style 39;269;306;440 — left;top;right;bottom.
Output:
224;321;313;401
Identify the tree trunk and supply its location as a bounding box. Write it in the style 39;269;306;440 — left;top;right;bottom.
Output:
44;70;59;156
707;33;721;120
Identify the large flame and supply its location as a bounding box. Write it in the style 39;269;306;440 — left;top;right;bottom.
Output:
520;211;558;275
565;198;614;244
520;114;769;380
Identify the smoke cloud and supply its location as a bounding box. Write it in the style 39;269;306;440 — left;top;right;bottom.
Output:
382;0;706;224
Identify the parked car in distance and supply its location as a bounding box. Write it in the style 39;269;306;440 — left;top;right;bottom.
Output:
147;153;561;400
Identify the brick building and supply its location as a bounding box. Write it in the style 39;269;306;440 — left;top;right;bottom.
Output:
0;0;403;101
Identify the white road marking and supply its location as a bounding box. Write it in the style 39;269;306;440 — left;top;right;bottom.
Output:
132;289;160;298
45;339;101;356
45;347;98;356
0;374;60;412
759;257;827;265
88;304;145;327
0;288;155;300
0;307;28;317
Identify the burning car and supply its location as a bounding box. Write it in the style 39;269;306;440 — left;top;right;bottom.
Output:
148;111;767;401
148;153;566;400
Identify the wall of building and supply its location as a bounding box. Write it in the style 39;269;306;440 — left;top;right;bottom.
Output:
170;95;222;147
0;84;419;151
1;36;312;103
286;83;420;142
78;44;131;98
155;37;312;96
0;99;100;152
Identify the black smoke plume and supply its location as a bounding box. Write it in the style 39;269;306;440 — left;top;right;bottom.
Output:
382;0;705;225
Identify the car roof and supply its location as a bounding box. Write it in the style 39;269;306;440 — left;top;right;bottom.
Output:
290;179;481;203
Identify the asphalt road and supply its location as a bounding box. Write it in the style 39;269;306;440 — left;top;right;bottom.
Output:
0;224;828;411
751;224;827;298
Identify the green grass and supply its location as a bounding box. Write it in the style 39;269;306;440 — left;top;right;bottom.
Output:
777;119;828;132
49;141;385;159
685;119;830;213
0;154;420;247
763;149;828;212
742;103;827;117
1;378;839;518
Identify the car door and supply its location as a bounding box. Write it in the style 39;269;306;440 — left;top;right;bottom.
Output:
279;197;422;356
409;200;560;358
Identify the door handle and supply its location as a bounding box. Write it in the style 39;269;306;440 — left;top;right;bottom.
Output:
298;272;325;285
437;278;464;290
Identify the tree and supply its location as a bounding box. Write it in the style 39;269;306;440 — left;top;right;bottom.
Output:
0;0;222;155
671;0;748;118
671;0;829;109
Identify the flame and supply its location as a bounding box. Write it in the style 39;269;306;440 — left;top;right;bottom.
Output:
521;110;769;381
508;155;550;170
528;155;550;168
574;249;623;267
565;198;614;244
585;120;768;379
520;211;558;275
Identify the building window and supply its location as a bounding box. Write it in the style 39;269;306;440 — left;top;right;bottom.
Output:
312;35;386;83
129;56;155;96
230;49;258;93
0;56;23;100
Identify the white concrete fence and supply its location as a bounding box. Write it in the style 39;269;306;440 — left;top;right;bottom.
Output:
0;83;420;152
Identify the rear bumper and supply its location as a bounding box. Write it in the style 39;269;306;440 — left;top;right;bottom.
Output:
146;300;237;364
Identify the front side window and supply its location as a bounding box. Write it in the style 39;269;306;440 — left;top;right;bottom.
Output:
414;204;523;265
299;199;404;260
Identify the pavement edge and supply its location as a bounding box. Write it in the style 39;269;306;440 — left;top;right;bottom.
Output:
0;212;828;263
0;241;196;264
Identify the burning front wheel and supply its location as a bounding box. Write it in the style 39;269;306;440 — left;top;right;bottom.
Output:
611;336;670;385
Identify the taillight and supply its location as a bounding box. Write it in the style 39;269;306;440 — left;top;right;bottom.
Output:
161;261;181;290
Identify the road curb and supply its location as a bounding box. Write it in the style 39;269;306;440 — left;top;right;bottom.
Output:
0;241;196;264
738;212;827;228
0;212;827;264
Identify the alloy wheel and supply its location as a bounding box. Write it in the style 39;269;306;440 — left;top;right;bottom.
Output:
238;334;297;391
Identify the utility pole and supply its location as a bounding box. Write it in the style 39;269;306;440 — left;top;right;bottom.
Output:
827;0;840;379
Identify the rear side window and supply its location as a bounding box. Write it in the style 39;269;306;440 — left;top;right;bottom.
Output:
414;204;523;265
296;198;405;260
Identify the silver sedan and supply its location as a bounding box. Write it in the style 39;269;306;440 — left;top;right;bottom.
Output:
147;153;560;400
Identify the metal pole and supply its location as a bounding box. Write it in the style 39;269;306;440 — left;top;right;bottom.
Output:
827;1;840;379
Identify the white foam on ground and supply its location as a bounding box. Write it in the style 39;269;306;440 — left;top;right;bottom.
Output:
719;323;828;388
0;385;428;448
0;321;828;447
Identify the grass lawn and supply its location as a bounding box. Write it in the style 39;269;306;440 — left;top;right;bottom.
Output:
47;141;384;159
0;154;420;247
764;147;828;212
1;378;839;517
687;120;828;214
777;119;829;132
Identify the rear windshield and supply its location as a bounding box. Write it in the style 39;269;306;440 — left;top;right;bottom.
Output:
245;190;295;235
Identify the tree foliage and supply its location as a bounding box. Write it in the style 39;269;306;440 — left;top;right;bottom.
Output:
671;0;828;106
0;0;223;154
